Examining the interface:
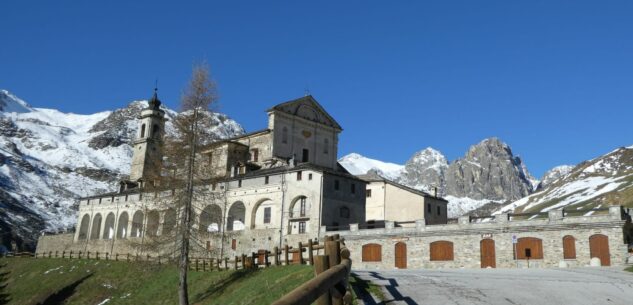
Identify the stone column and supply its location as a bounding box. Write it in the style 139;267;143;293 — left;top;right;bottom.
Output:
100;213;108;240
320;226;327;235
609;206;622;219
415;219;426;231
496;213;509;223
157;211;165;236
458;216;470;225
385;221;395;230
350;223;359;232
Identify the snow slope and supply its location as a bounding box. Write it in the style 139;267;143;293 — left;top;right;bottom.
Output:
338;153;404;179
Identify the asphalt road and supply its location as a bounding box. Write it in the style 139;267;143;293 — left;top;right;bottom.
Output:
352;267;633;305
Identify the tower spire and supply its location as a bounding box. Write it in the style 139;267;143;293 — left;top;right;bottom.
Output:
148;83;161;110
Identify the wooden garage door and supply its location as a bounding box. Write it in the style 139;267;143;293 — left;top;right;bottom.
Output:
589;234;610;266
395;242;407;269
480;239;496;268
563;235;576;259
516;237;543;259
362;244;382;262
430;241;454;261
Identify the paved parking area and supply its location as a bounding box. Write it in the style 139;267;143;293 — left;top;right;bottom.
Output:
352;267;633;305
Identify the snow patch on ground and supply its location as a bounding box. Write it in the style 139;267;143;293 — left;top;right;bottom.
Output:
445;196;501;218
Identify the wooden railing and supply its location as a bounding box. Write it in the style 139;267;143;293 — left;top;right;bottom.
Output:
272;234;352;305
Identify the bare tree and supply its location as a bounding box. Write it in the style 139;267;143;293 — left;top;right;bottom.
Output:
174;62;219;305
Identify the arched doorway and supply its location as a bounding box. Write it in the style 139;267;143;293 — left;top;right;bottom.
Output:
103;213;115;240
480;239;496;268
90;213;102;240
146;210;160;236
589;234;610;266
131;211;144;237
78;214;90;240
117;212;129;239
395;242;407;269
162;209;177;235
199;204;222;233
227;201;246;231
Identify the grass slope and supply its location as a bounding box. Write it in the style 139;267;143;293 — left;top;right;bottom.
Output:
0;257;312;305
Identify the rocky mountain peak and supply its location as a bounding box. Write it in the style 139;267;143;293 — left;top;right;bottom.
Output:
0;90;33;113
444;137;533;201
537;165;574;191
398;147;448;195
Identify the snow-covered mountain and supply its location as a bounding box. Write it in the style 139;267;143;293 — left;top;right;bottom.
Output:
496;146;633;215
536;165;574;191
339;138;538;217
0;90;243;250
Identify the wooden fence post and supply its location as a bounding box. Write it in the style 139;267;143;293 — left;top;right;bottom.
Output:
96;251;100;260
202;259;207;272
55;251;58;258
127;253;130;262
115;253;119;261
273;247;279;266
87;251;91;259
251;252;256;269
105;252;109;261
284;245;289;265
298;242;304;265
48;251;52;258
314;255;332;305
217;258;221;270
308;240;314;265
225;257;229;269
235;256;239;270
70;251;73;259
62;251;65;259
325;240;343;305
264;251;269;267
241;254;246;269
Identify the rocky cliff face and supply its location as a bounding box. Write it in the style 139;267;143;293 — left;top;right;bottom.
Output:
398;147;448;196
536;165;574;191
0;90;243;250
444;138;534;201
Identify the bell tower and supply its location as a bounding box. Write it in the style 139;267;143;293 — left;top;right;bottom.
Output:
129;88;167;182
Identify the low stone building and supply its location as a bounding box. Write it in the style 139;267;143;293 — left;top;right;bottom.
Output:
338;206;628;269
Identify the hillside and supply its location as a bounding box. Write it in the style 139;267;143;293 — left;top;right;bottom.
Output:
0;257;311;305
496;145;633;214
0;90;243;251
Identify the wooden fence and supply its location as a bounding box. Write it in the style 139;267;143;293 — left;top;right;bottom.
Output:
272;234;352;305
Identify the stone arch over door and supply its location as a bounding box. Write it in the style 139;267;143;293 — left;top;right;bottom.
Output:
131;211;144;237
199;204;222;233
146;210;160;237
589;234;610;266
251;198;274;229
90;213;102;240
162;208;177;235
480;239;496;268
78;214;90;240
395;242;407;269
227;201;245;231
117;212;129;239
103;212;115;240
289;196;309;218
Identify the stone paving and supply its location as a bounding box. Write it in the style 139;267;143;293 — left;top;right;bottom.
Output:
352;267;633;305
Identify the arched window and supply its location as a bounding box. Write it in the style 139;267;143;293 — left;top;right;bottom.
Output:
362;243;382;262
90;213;102;240
227;201;246;231
140;124;146;138
516;237;543;259
252;199;275;229
290;196;308;218
162;209;177;235
563;235;576;259
153;124;159;138
199;205;222;233
103;213;116;240
117;212;129;239
146;210;160;236
430;241;454;261
131;211;144;238
324;138;329;154
282;126;288;144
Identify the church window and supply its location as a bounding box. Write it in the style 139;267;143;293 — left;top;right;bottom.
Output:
340;207;350;219
140;124;146;137
334;180;340;191
264;207;271;224
366;189;372;198
282;127;288;144
324;138;329;154
299;221;306;234
302;149;309;162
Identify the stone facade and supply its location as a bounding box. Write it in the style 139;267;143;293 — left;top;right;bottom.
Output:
337;206;629;269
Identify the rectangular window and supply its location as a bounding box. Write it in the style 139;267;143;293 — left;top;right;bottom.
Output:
264;207;271;224
208;152;213;166
300;198;307;217
251;149;259;162
298;221;306;234
212;183;217;191
437;206;441;215
366;189;372;198
238;180;242;187
264;176;269;184
297;171;302;181
427;203;431;213
334;180;340;190
231;239;237;250
308;173;313;180
302;149;309;162
351;183;356;194
206;241;211;250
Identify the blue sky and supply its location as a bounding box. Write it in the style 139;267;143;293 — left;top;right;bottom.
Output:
1;1;632;177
